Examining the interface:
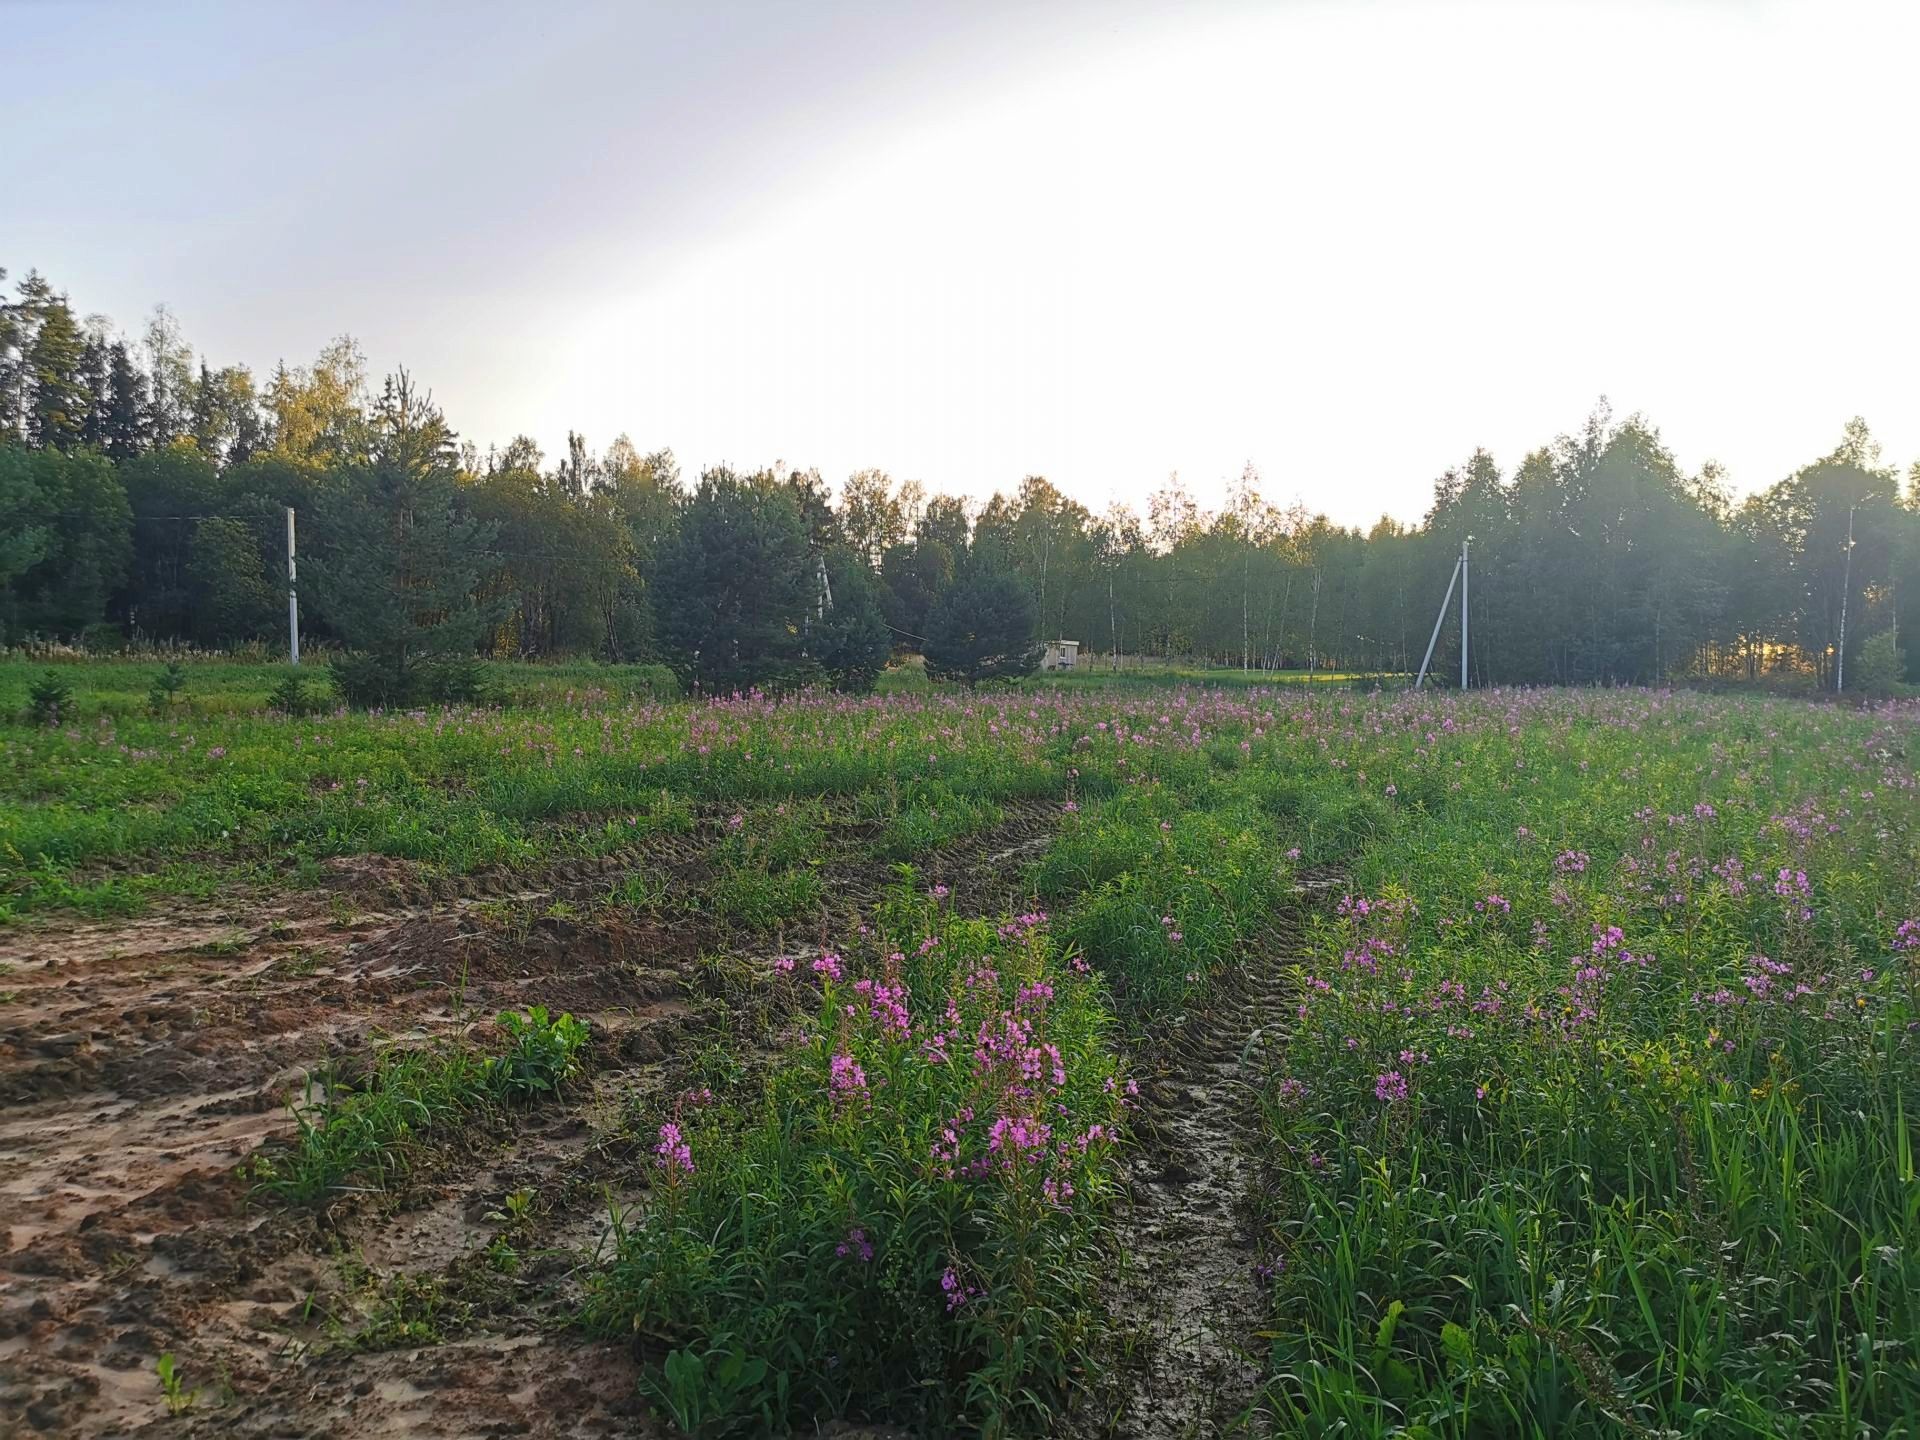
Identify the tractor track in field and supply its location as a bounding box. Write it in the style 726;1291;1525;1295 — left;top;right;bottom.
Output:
1099;876;1336;1440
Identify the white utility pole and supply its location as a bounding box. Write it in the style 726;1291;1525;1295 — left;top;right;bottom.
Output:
1460;536;1470;690
1838;496;1879;692
286;506;301;666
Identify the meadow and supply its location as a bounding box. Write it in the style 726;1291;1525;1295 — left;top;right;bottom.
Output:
1;660;1915;1437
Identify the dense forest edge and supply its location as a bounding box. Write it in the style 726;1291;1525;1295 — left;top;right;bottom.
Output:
3;264;1916;703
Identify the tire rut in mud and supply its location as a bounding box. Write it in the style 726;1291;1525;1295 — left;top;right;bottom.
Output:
1100;880;1335;1440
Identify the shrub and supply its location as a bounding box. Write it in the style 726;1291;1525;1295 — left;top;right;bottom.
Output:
485;1005;589;1100
330;652;489;708
1852;628;1903;696
146;661;187;716
268;672;320;717
27;670;75;726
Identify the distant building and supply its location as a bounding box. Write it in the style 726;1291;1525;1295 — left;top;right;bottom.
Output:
1043;639;1080;671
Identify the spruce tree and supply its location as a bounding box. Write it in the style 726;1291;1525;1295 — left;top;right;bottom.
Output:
23;277;86;451
104;341;148;460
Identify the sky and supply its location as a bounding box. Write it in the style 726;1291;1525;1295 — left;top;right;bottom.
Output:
4;0;1917;528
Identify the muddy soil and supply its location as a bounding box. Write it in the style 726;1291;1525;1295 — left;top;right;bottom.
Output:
0;807;1059;1439
1095;880;1331;1439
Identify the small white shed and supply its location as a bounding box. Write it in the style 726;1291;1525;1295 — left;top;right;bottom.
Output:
1043;639;1080;671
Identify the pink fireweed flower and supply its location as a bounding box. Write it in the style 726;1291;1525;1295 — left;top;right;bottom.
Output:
1374;1070;1409;1104
940;1267;978;1312
828;1051;868;1105
811;952;845;982
654;1122;693;1176
853;977;913;1038
835;1226;874;1263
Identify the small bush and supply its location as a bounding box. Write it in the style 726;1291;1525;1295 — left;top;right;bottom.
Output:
420;655;488;704
485;1005;589;1099
268;672;320;717
27;670;75;726
1853;628;1903;697
330;652;489;708
146;661;187;716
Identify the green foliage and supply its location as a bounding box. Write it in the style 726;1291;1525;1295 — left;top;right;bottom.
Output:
155;1352;195;1416
303;374;499;705
187;515;277;644
26;669;74;725
923;568;1039;686
0;442;132;637
485;1005;589;1099
1853;628;1903;696
814;548;894;693
267;671;320;716
656;467;814;693
146;660;187;716
584;897;1125;1434
252;1007;591;1205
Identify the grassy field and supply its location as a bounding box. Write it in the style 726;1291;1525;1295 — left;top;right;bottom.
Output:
1;659;1915;1436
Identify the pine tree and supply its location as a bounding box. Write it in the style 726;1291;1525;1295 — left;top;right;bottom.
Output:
923;568;1039;685
656;467;812;692
304;372;499;705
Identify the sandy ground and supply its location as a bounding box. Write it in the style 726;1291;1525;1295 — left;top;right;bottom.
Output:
0;812;1066;1439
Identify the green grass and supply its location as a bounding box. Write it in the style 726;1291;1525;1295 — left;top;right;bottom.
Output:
3;655;1916;1435
252;1006;589;1205
0;653;678;718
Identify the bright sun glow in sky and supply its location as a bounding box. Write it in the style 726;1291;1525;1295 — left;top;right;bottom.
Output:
6;0;1917;525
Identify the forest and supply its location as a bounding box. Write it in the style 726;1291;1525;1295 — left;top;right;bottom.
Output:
3;264;1914;697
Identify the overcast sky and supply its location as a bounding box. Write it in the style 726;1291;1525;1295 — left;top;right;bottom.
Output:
5;0;1916;526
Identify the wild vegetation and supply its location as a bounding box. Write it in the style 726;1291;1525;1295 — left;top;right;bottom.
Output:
3;661;1915;1435
4;265;1919;701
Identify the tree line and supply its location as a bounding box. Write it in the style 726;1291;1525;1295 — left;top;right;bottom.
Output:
4;264;1916;698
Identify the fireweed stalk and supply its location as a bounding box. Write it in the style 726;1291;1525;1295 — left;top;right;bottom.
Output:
584;882;1129;1435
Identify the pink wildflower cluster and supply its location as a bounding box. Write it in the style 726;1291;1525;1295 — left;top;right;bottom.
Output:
829;1050;869;1106
654;1121;693;1176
